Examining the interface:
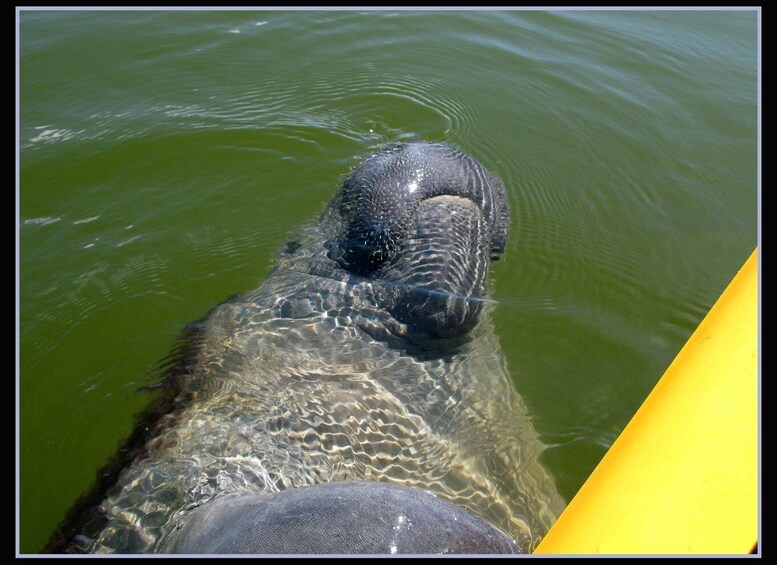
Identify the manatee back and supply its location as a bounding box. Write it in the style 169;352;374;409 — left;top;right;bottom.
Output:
162;481;520;555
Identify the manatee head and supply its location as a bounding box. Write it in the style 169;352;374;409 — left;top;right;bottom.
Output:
322;142;511;338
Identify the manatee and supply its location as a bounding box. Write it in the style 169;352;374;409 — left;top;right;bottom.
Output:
43;141;565;555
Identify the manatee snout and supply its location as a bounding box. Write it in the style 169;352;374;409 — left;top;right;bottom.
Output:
325;142;511;337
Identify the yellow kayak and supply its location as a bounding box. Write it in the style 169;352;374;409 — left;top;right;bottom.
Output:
535;248;759;555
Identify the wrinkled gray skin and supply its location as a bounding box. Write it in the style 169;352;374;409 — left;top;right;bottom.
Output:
46;142;565;555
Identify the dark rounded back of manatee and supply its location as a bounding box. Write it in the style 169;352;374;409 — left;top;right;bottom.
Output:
162;482;520;555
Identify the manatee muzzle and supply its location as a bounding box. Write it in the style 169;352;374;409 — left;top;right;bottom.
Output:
325;142;511;337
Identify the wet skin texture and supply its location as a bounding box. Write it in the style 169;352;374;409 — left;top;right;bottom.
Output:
44;142;564;555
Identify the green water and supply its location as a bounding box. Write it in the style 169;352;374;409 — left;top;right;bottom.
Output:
18;9;758;554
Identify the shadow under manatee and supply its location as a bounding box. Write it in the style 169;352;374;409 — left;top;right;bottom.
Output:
44;141;565;555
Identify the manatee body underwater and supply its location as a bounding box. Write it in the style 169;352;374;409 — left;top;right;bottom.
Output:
44;141;566;555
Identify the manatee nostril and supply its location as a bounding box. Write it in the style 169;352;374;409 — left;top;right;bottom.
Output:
328;226;396;275
338;240;389;274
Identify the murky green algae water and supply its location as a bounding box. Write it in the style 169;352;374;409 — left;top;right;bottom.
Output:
18;9;758;553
